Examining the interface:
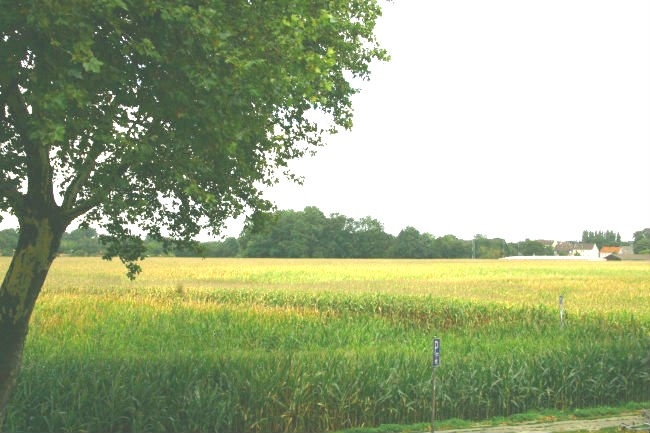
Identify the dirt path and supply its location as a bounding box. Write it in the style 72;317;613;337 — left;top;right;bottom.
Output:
428;413;649;433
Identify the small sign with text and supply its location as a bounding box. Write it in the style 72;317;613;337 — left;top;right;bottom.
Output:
432;338;440;368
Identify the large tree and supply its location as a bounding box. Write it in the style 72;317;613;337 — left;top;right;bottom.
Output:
0;0;387;422
633;228;650;254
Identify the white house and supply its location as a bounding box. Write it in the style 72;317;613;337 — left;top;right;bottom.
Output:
555;242;599;258
571;243;599;258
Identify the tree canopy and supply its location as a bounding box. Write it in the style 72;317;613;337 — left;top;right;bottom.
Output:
633;228;650;254
581;230;621;249
1;0;387;272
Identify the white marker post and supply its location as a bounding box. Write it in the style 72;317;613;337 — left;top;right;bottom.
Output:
431;337;440;433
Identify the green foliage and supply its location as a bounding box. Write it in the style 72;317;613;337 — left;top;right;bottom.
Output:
201;237;241;257
473;235;510;259
240;208;477;258
350;217;394;258
389;227;434;258
437;235;472;258
633;228;650;254
0;0;388;268
100;233;147;280
582;230;622;249
59;228;102;256
241;206;376;258
0;229;19;256
240;209;521;258
517;239;554;256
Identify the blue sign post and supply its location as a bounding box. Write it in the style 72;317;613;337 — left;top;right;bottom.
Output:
433;338;441;368
431;337;440;433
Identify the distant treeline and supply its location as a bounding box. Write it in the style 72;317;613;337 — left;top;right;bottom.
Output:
1;207;648;258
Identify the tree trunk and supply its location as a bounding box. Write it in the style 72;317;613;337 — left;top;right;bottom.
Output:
0;216;63;428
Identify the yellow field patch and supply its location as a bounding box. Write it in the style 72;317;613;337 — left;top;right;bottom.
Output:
2;256;646;316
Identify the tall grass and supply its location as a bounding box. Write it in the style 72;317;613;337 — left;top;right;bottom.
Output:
1;257;648;432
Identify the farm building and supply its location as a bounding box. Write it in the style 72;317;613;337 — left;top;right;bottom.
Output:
554;242;599;258
600;246;622;258
599;246;650;261
620;246;635;255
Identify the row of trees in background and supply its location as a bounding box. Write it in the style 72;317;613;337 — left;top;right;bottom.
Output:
581;230;622;249
2;207;648;259
237;207;557;258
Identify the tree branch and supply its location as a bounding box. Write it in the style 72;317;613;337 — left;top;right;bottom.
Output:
5;79;54;212
4;80;31;149
61;161;130;225
62;197;102;223
60;140;102;213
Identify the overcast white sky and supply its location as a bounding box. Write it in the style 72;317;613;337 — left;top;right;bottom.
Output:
260;0;650;242
1;1;648;243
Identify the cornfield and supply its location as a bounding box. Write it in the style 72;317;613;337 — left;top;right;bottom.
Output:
2;257;649;432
